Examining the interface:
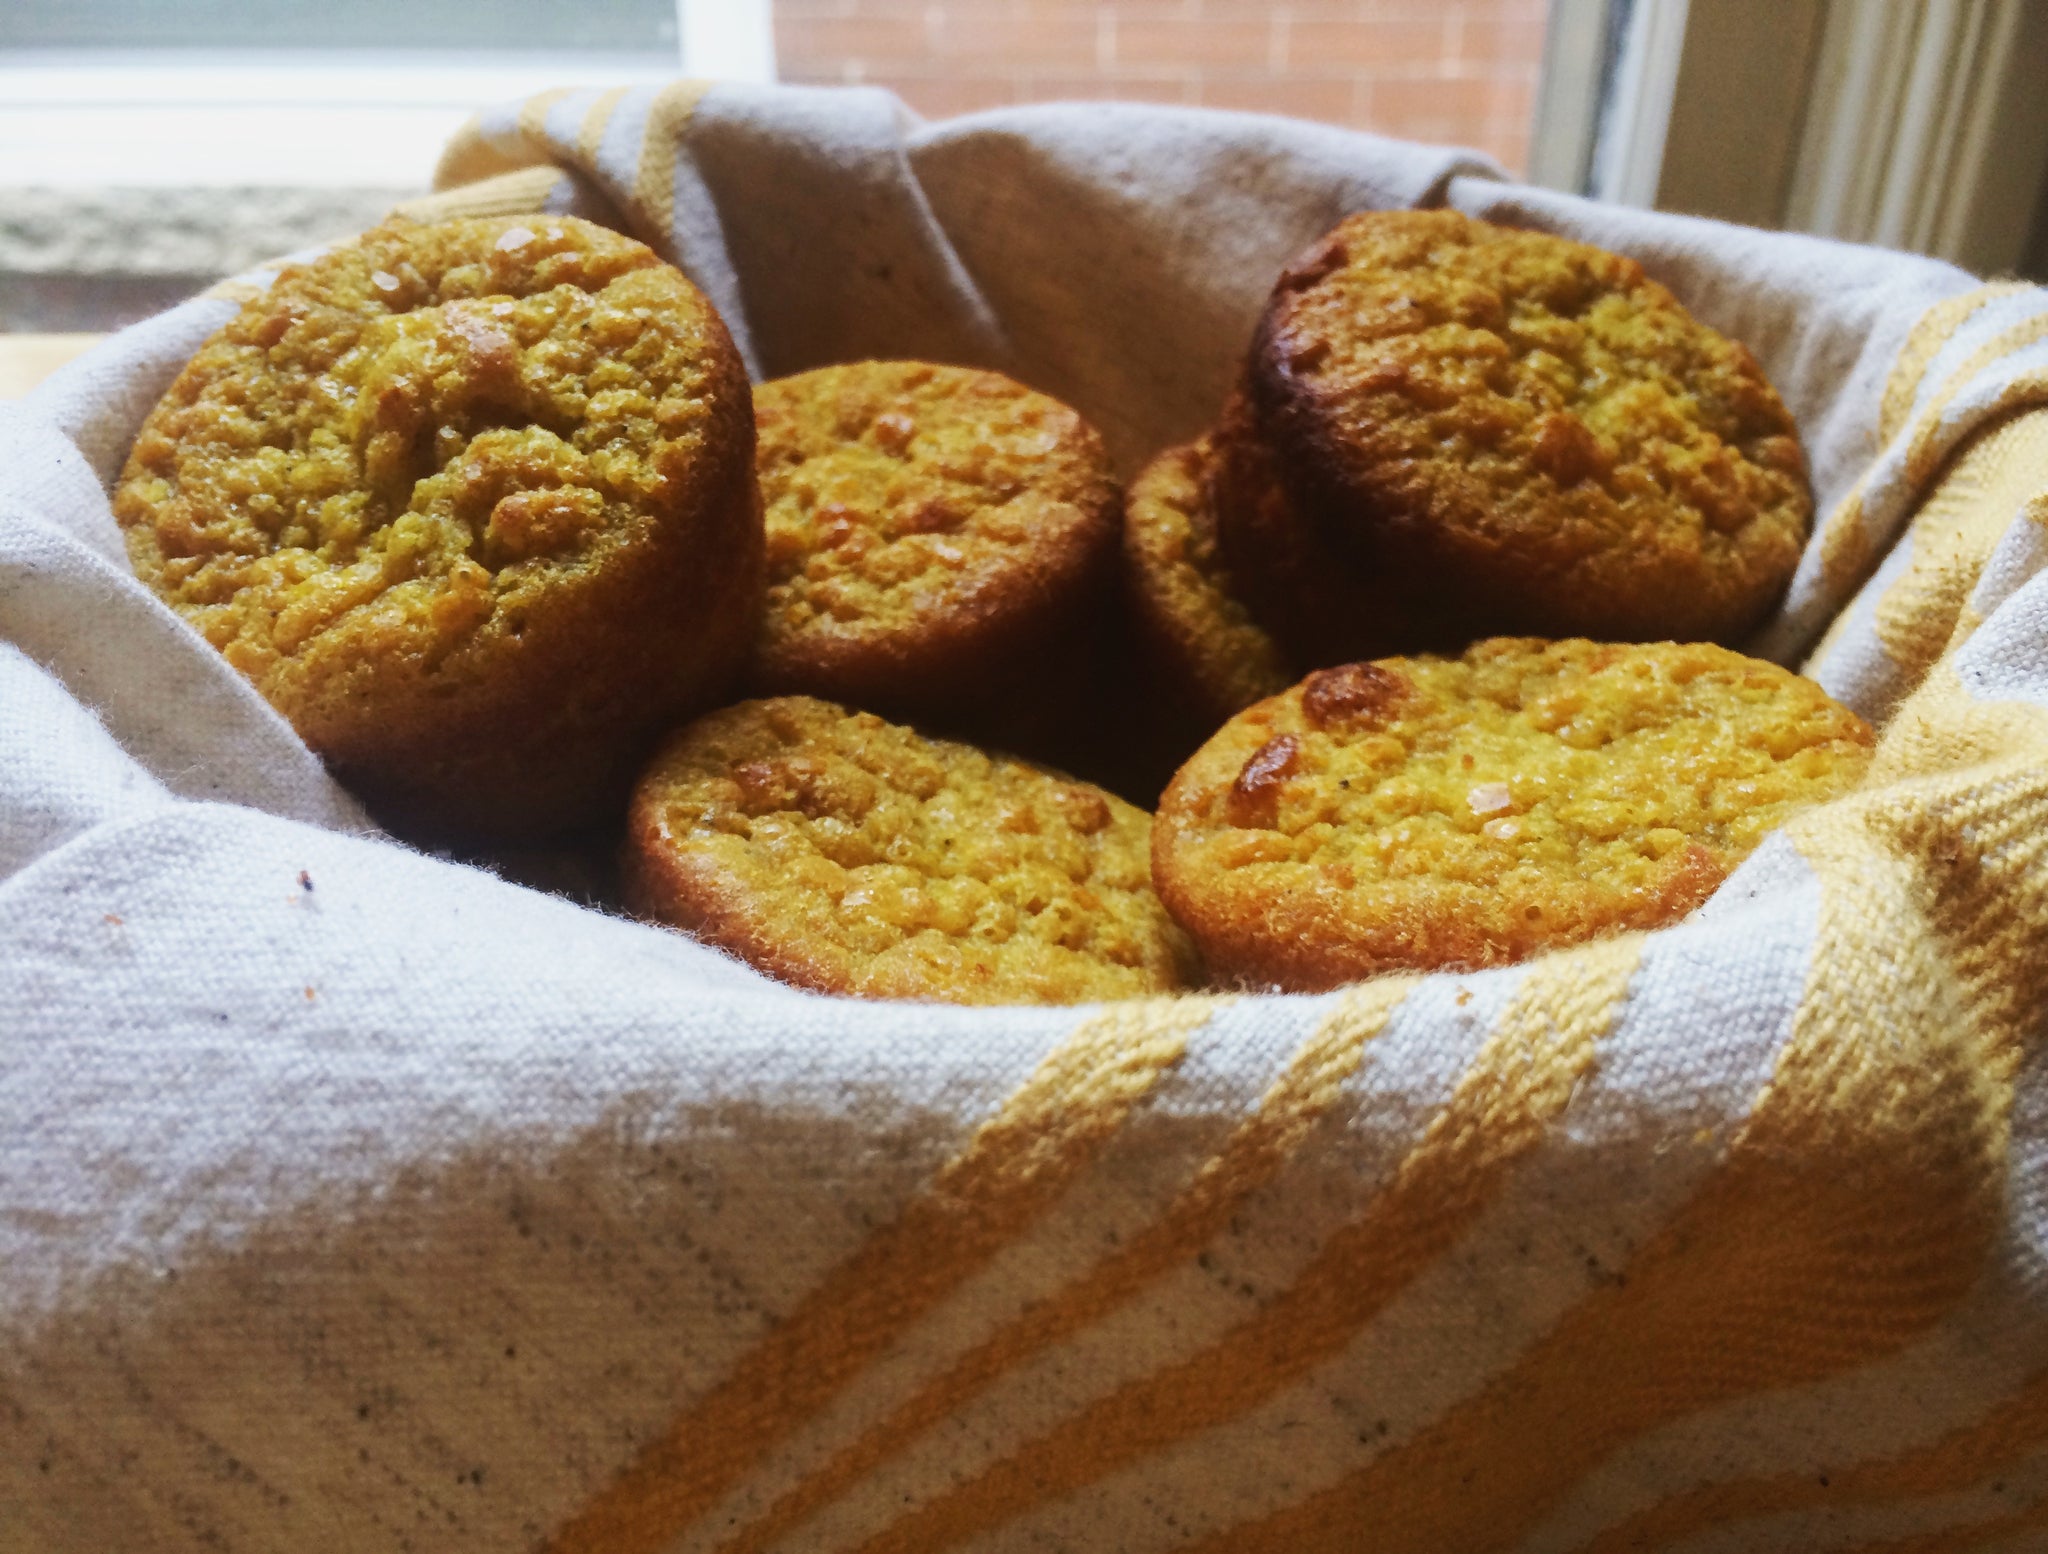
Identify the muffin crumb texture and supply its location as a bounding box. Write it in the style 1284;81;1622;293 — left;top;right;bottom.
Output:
113;214;760;836
1251;210;1811;643
752;360;1117;707
1155;639;1873;989
628;696;1197;1003
122;218;727;691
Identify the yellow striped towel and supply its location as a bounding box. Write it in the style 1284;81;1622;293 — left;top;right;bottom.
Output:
4;83;2047;1554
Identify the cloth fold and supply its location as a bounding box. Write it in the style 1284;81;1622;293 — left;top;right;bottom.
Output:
6;83;2048;1554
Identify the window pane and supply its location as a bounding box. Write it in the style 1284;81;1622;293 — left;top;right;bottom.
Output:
774;0;1550;175
1;0;678;51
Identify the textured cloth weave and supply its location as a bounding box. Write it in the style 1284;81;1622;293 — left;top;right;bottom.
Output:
6;83;2048;1554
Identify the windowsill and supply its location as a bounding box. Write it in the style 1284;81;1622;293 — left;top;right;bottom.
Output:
0;51;692;187
0;333;101;398
1;39;768;329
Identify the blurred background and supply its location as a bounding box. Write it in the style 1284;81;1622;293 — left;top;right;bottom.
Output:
772;0;1544;167
3;0;2045;368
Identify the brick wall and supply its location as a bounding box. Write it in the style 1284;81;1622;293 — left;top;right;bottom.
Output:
774;0;1548;174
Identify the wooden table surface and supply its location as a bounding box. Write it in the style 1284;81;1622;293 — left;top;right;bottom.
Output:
0;334;104;398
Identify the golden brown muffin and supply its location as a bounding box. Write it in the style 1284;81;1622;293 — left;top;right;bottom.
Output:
749;361;1120;716
114;214;761;839
1207;389;1428;670
1122;432;1293;727
1236;210;1811;647
1153;639;1872;991
625;696;1199;1003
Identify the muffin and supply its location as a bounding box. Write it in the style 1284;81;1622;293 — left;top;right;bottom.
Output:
1206;388;1426;669
1227;209;1811;649
748;361;1120;718
114;214;761;839
625;696;1199;1003
1122;431;1293;727
1153;639;1873;990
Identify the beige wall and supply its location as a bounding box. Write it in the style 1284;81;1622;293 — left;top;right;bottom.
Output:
774;0;1548;174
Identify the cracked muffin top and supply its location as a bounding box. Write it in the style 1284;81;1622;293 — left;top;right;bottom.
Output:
1245;209;1811;646
114;214;761;838
749;361;1119;714
625;695;1199;1003
1153;639;1872;990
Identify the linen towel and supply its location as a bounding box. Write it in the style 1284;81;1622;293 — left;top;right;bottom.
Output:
6;82;2048;1554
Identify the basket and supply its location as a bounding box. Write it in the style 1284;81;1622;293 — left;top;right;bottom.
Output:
5;81;2047;1554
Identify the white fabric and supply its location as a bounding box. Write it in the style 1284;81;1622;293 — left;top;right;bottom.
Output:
5;88;2045;1554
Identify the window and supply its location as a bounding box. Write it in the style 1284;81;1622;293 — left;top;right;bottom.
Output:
0;0;772;328
8;0;2045;338
773;2;1551;177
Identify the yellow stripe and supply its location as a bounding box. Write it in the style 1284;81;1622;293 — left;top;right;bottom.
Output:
1859;669;2048;1080
1173;745;2021;1554
432;112;532;192
388;166;567;225
1814;286;2027;602
1881;282;2036;444
1816;480;1880;598
1823;328;2048;595
631;79;714;250
712;976;1418;1554
1579;1366;2048;1554
1835;366;2048;601
428;88;573;194
1866;654;2048;791
1906;313;2048;479
514;87;573;152
1871;415;2048;696
538;996;1220;1554
845;942;1641;1554
577;85;630;165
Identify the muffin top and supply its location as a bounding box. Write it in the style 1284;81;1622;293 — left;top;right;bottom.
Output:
1248;209;1812;644
111;212;765;843
1154;639;1873;990
118;216;746;722
626;696;1198;1004
1122;434;1292;724
750;361;1118;708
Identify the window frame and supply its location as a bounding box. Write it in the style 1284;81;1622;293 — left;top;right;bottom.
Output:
0;0;775;189
1527;0;2048;276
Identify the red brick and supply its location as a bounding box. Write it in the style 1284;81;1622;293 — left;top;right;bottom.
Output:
1359;75;1503;146
1482;128;1532;174
1369;120;1493;151
1271;1;1413;17
1364;73;1494;121
1017;72;1201;105
1486;74;1537;122
1281;16;1452;72
1196;73;1362;125
774;14;932;72
1096;0;1203;16
1111;15;1277;69
780;64;861;87
1344;0;1460;16
1452;11;1551;69
927;9;1106;67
